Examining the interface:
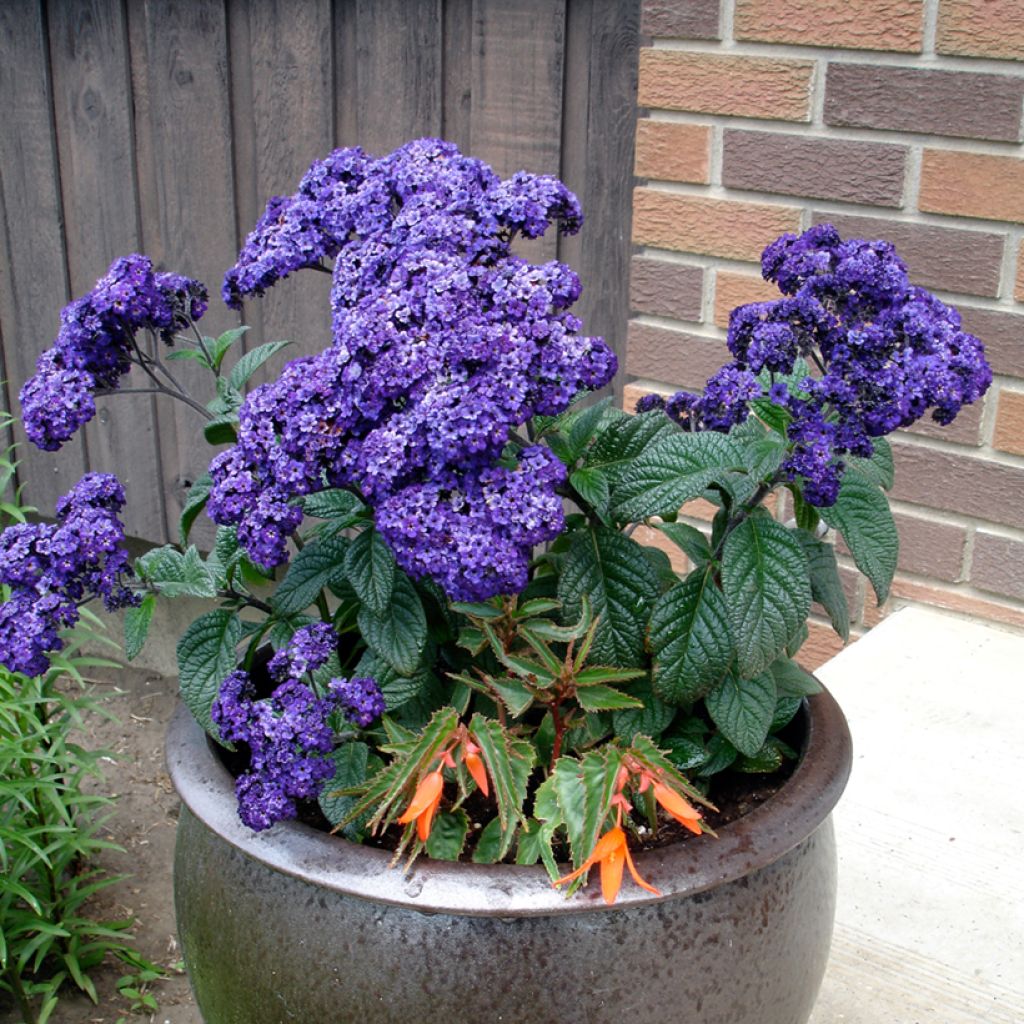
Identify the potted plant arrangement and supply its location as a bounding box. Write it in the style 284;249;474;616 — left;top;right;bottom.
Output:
1;139;990;1024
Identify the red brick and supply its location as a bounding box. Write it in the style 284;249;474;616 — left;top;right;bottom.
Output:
958;306;1024;381
736;0;923;52
623;381;673;414
970;531;1024;601
901;400;984;448
796;620;854;672
811;563;863;626
723;130;906;207
633;188;801;263
889;440;1024;532
635;119;711;184
638;50;813;122
811;211;1004;300
626;321;729;389
713;271;779;329
834;510;966;583
937;0;1024;61
920;150;1024;225
1017;240;1024;303
630;257;704;323
866;577;1024;631
825;63;1024;144
993;389;1024;457
641;0;721;40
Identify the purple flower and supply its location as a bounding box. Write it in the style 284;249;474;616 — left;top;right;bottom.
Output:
330;676;386;728
21;255;207;450
210;139;614;593
0;474;137;677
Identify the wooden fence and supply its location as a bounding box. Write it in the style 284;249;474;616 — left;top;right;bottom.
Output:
0;0;639;543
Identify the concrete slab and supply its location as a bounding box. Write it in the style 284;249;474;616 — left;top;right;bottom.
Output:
810;606;1024;1023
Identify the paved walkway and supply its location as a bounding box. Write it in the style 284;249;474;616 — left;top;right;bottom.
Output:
810;606;1024;1023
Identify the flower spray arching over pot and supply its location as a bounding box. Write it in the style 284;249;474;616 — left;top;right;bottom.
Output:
3;139;990;905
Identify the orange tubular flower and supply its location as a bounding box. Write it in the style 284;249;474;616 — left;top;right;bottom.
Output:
553;824;660;905
397;769;444;842
652;781;703;836
462;739;489;797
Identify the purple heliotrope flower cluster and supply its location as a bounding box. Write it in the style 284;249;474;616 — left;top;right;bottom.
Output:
208;138;615;598
211;623;384;831
0;473;138;677
639;224;991;505
19;255;208;451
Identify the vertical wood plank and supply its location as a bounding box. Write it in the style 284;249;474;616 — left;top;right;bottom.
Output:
442;0;473;150
354;0;443;155
128;0;238;544
470;0;566;262
0;0;88;516
333;0;359;147
233;0;335;367
48;0;168;540
559;0;640;401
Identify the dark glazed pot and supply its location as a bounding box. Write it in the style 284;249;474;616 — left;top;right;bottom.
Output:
167;691;852;1024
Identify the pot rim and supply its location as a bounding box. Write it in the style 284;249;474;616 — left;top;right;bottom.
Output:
166;688;851;918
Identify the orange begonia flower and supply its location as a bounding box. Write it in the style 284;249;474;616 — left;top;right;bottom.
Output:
553;825;660;905
397;769;444;842
652;781;703;836
464;750;489;797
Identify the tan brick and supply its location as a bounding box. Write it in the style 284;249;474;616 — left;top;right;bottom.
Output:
633;188;801;263
919;150;1024;225
971;531;1024;602
630;257;704;322
937;0;1024;61
633;524;690;574
714;271;781;329
866;577;1024;632
1017;240;1024;304
623;381;673;414
993;389;1024;457
635;120;711;185
638;50;813;122
796;620;854;672
736;0;923;52
642;0;722;40
682;497;719;522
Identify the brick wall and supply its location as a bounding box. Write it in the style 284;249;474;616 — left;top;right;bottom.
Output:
628;0;1024;666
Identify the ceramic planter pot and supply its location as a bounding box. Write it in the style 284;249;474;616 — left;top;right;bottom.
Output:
167;690;851;1024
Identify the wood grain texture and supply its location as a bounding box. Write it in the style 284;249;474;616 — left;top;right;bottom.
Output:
48;0;167;539
129;0;238;544
0;0;87;516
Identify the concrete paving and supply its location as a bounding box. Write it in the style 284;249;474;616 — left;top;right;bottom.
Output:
810;606;1024;1023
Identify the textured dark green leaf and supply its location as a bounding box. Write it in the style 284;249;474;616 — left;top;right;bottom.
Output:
179;474;212;546
271;537;349;616
208;326;250;371
656;521;712;565
302;489;367;524
137;545;216;599
612;432;744;521
818;469;898;604
848;437;894;491
318;742;370;834
558;528;659;667
585;410;678;485
357;572;427;676
177;610;242;737
650;570;734;705
425;810;469;861
202;415;238;447
705;670;777;757
355;650;432;711
344;528;396;616
566;397;613;459
570;467;610;518
769;657;822;697
611;676;676;740
721;516;811;678
795;532;850;641
574;685;644;712
228;340;292;391
124;594;156;662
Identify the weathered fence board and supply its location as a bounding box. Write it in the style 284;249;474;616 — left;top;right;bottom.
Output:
0;0;639;544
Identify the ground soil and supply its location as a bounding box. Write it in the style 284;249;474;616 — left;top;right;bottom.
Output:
0;668;794;1024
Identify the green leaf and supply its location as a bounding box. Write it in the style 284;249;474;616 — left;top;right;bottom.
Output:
551;749;621;869
179;474;211;546
123;594;156;662
566;397;613;459
318;742;370;836
202;415;238;447
177;610;243;737
207;376;245;417
795;532;850;641
721;516;811;678
750;397;792;435
585;410;678;485
208;326;250;371
468;715;533;843
228;340;292;391
649;569;734;705
357;572;427;676
302;489;367;525
655;521;712;566
488;676;536;717
612;432;744;521
472;816;506;864
574;685;644;712
818;469;898;605
344;528;396;616
136;545;217;599
425;810;469;861
769;657;822;697
558;527;659;668
705;670;777;757
698;733;738;776
848;436;894;490
165;347;211;369
569;467;610;519
271;537;349;616
574;665;647;686
356;650;433;711
611;677;675;740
